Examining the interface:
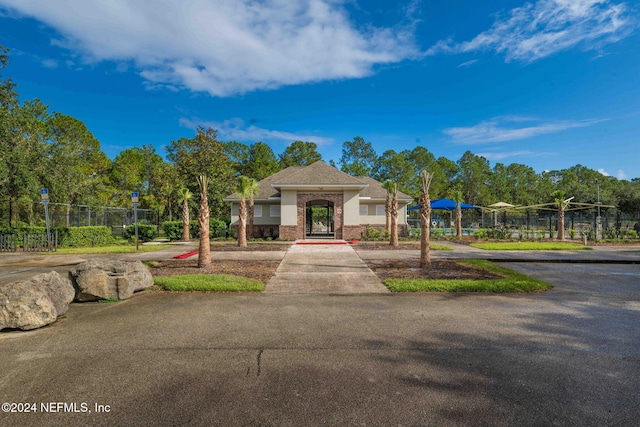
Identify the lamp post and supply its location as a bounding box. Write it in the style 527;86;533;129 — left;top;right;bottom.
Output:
595;178;602;241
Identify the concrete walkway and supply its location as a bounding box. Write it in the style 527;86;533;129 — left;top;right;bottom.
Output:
265;243;389;294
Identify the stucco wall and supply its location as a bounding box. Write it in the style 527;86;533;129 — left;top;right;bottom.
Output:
229;202;281;225
359;202;409;225
281;190;297;226
343;190;360;225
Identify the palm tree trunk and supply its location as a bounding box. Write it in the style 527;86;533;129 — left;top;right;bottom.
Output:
238;198;247;248
182;199;190;241
420;171;432;269
390;194;399;247
557;208;565;240
385;194;391;235
456;206;462;238
248;197;254;240
197;176;210;268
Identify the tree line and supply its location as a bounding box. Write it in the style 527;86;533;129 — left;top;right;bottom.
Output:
2;46;639;228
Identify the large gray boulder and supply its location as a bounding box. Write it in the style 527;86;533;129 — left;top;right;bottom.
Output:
70;258;153;301
0;271;75;331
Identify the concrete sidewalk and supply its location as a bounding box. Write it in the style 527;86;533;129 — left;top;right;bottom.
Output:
265;243;389;294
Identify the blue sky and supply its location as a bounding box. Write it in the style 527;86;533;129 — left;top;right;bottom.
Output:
1;0;639;179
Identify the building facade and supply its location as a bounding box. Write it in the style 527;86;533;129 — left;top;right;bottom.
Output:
225;161;413;240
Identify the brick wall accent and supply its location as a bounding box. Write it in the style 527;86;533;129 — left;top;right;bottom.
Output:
278;225;297;241
342;225;363;240
297;193;344;240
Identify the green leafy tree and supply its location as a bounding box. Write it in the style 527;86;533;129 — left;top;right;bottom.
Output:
223;141;250;175
167;127;235;220
340;136;377;177
373;150;413;195
245;142;280;180
278;141;322;168
404;147;448;200
455;151;492;207
44;113;108;225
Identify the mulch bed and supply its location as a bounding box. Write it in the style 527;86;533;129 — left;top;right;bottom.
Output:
208;243;292;251
365;259;501;281
150;257;499;284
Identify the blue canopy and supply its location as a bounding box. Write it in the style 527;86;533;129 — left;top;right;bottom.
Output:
407;198;479;211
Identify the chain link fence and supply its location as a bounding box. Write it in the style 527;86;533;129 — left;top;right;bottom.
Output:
0;199;159;237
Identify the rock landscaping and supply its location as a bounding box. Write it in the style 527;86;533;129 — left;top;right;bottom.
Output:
0;271;75;331
70;258;154;302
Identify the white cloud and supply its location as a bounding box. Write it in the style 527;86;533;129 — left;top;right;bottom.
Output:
457;59;478;68
598;168;611;176
475;150;552;161
0;0;418;96
443;116;604;144
427;0;635;62
617;169;627;180
41;58;58;68
179;117;332;146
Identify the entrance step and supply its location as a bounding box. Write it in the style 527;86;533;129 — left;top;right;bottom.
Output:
296;239;348;245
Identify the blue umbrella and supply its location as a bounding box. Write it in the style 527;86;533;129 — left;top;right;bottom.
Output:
407;198;479;211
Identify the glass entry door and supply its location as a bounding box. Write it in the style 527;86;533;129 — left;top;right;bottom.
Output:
305;200;334;238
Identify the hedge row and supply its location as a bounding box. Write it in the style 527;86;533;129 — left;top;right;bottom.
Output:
162;220;227;241
0;226;115;247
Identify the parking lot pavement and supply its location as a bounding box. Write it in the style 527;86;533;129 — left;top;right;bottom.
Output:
1;262;639;426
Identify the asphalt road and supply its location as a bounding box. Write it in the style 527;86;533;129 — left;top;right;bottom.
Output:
1;261;639;426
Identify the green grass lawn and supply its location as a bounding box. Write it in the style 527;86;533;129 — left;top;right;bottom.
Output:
154;274;264;292
385;259;552;293
53;244;176;254
429;243;452;250
470;241;590;250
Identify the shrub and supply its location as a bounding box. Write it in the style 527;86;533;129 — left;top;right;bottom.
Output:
162;219;227;241
431;228;444;239
162;221;184;241
626;229;638;239
474;228;487;239
124;224;158;243
364;227;383;241
569;229;577;239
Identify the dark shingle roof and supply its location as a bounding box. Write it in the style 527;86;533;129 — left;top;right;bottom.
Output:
272;161;367;186
225;161;412;203
356;176;413;201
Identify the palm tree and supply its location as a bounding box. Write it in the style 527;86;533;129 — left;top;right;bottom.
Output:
388;182;399;247
420;171;433;269
453;190;463;239
236;176;257;248
196;175;210;267
552;190;573;241
177;188;193;241
381;180;394;236
246;179;259;240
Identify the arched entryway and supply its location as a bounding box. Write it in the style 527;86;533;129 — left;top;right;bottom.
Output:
305;199;334;238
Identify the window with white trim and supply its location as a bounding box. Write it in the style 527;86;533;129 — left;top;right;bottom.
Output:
254;205;262;217
359;205;368;216
375;205;386;216
270;205;281;217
